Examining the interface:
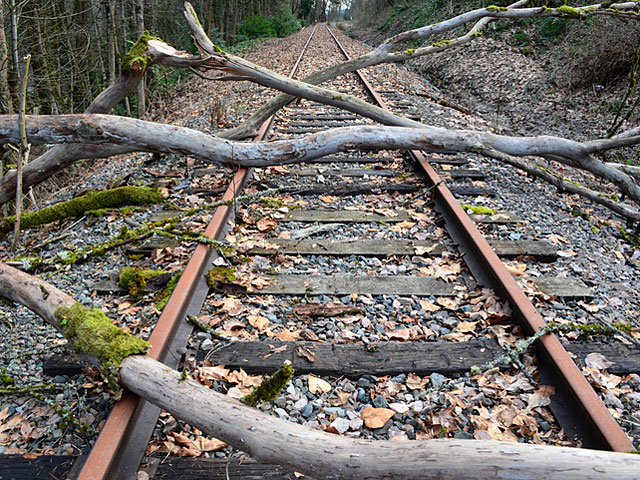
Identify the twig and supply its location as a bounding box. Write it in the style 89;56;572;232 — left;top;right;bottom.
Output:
186;315;229;341
12;53;30;250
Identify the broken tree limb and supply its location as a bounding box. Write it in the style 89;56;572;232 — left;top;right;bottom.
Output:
0;113;639;213
0;35;197;206
206;1;640;140
1;261;639;479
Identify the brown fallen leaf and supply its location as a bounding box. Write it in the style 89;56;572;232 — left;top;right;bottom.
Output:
275;330;301;342
297;347;317;363
308;374;332;394
419;299;440;312
247;315;270;332
361;406;395;429
406;372;429;390
505;263;527;276
457;321;478;333
256;217;278;232
585;352;614;371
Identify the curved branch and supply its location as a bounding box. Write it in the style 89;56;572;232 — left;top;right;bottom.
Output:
1;114;639;208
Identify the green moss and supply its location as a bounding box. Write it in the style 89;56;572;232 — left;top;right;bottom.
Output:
333;94;343;100
119;267;167;297
405;48;415;56
544;321;632;337
461;204;497;215
0;367;13;385
0;384;58;395
121;31;162;72
55;303;149;388
156;272;182;311
206;266;236;288
470;31;483;38
556;5;584;18
431;40;451;48
1;186;163;233
259;197;284;208
241;363;294;407
486;5;508;12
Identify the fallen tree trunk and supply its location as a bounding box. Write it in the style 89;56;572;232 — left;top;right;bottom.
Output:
0;262;638;479
1;113;639;212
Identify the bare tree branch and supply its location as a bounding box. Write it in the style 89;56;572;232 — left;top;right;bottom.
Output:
0;113;638;219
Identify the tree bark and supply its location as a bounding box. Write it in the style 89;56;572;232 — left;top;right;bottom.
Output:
0;1;13;114
1;261;638;480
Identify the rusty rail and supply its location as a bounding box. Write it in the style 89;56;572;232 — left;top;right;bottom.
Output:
325;24;633;453
74;24;319;480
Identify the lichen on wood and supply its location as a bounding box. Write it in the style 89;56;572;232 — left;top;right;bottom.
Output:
55;303;149;387
241;362;294;407
0;186;163;233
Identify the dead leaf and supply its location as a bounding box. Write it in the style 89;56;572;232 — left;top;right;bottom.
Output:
585;352;614;371
275;330;300;342
308;374;332;394
361;406;395;429
436;297;458;310
526;385;555;409
415;245;436;255
457;321;478;333
419;300;440;312
406;372;429;390
505;263;527;276
557;250;578;258
297;347;317;363
247;315;270;332
257;217;278;232
388;328;411;341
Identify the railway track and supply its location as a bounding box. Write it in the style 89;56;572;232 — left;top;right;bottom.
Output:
4;23;638;479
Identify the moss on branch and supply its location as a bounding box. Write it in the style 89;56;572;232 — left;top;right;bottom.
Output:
241;362;294;407
122;31;162;72
55;303;149;387
119;267;168;297
1;186;163;233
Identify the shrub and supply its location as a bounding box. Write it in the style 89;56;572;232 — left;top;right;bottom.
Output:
238;15;276;39
550;17;640;88
271;6;301;37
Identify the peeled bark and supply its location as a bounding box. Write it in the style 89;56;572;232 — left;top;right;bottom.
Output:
1;261;639;480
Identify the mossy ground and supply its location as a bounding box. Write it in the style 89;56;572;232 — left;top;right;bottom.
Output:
119;267;167;297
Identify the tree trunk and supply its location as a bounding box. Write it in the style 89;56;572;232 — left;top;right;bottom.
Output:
0;1;13;114
135;0;146;118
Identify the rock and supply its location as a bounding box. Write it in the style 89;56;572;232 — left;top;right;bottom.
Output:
430;372;446;389
373;395;389;409
389;402;410;415
301;403;314;418
330;417;350;434
200;339;214;352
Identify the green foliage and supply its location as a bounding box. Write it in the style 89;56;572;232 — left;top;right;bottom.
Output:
238;15;277;39
271;6;302;37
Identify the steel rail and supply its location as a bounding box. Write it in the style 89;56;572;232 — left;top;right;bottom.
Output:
325;24;633;453
74;24;319;480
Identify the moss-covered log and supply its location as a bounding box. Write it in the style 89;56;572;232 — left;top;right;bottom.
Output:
0;186;163;233
2;261;640;478
119;267;168;297
0;262;148;388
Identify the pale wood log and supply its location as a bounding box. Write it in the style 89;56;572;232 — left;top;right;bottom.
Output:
1;261;638;480
1;113;639;210
120;354;640;480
